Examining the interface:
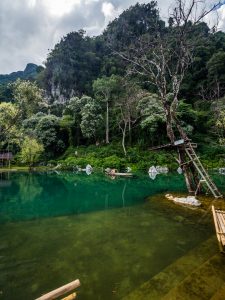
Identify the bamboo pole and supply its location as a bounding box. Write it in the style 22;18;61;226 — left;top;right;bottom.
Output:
35;279;80;300
212;206;224;253
61;292;77;300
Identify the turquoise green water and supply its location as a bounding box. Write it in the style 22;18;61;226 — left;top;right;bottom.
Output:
0;171;224;299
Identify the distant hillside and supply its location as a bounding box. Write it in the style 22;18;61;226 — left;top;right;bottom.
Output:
0;63;43;84
0;63;44;102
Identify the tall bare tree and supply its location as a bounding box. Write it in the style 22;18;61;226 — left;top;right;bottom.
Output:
116;80;144;155
109;0;221;193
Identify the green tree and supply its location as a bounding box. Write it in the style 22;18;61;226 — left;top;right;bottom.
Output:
11;79;44;118
207;51;225;83
64;96;92;145
20;137;44;170
207;51;225;99
115;81;143;155
93;75;120;143
60;115;75;147
22;113;66;157
0;84;13;102
80;99;103;139
0;102;20;147
104;2;163;50
35;115;65;157
137;93;165;133
216;109;225;145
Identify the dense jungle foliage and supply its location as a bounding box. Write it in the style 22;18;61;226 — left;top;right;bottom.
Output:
0;1;224;170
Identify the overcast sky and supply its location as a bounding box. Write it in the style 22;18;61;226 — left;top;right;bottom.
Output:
0;0;225;74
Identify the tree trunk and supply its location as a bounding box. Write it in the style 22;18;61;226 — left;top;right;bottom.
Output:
164;104;175;143
68;128;73;147
106;101;109;144
128;118;132;146
76;126;80;146
177;147;195;194
121;122;127;156
164;104;196;194
172;109;199;193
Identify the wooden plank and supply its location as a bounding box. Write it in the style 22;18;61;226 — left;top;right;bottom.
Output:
212;206;223;251
221;213;225;223
217;214;225;242
216;213;225;234
35;279;80;300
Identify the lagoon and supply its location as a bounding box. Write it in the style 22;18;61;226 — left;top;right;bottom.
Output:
0;171;224;299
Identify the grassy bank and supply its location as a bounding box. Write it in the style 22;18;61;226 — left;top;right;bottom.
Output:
46;143;225;171
3;143;224;172
0;166;50;173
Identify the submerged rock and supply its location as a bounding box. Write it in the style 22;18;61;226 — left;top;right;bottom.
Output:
165;194;201;207
174;215;185;222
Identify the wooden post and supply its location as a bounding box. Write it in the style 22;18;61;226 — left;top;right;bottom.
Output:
35;279;80;300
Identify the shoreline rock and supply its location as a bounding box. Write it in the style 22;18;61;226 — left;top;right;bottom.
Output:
165;194;201;207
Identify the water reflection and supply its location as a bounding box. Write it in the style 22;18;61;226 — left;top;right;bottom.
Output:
86;169;92;175
0;171;224;223
0;172;12;187
148;166;169;180
0;171;224;300
149;172;157;180
177;167;183;174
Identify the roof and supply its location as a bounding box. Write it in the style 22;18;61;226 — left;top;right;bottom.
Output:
0;152;13;160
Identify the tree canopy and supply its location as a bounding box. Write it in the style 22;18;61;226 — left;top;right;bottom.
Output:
0;0;224;168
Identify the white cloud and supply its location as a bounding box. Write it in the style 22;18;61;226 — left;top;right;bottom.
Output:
102;2;116;18
218;5;225;31
101;2;122;26
28;0;36;7
42;0;80;17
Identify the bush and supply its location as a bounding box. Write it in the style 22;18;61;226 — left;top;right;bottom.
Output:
102;155;126;169
56;142;224;172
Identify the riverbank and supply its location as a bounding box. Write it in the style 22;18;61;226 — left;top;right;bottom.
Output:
7;143;221;172
1;142;224;175
0;166;50;173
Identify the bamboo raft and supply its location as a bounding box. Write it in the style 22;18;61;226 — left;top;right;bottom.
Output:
106;172;133;177
109;172;133;177
105;168;133;177
212;205;225;253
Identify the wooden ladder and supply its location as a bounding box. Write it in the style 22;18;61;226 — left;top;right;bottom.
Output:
184;142;223;199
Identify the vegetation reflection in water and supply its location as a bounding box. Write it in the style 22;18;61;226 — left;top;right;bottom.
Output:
0;172;224;300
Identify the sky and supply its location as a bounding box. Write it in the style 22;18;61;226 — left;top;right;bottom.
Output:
0;0;225;74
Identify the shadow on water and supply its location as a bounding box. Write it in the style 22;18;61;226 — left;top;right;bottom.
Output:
0;171;224;300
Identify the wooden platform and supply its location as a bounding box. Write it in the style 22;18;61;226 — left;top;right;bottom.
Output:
212;205;225;253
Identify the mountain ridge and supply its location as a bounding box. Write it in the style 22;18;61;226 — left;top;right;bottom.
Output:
0;63;43;84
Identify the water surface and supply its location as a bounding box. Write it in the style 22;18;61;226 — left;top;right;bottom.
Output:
0;171;224;299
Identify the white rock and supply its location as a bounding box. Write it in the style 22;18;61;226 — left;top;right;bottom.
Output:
165;194;201;206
